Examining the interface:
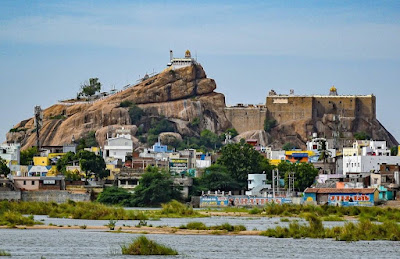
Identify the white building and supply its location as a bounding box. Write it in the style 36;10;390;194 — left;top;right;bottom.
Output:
343;156;400;175
167;50;196;70
245;174;271;197
306;135;336;161
103;131;133;162
343;140;390;156
0;143;20;167
264;147;285;160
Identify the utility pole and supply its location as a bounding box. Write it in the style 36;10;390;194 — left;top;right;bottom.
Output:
272;169;275;198
34;106;43;150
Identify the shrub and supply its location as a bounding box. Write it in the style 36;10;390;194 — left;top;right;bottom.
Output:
233;224;247;232
106;219;117;230
249;207;262;215
160;200;197;217
121;236;178;255
184;222;207;230
0;249;11;256
264;119;277;132
119;100;133;107
129;104;144;125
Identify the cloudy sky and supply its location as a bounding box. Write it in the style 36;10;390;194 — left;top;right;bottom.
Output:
1;0;399;143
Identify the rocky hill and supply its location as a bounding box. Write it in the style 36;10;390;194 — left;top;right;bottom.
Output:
7;64;231;149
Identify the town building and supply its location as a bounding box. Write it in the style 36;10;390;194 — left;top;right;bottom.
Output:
343;140;390;156
304;188;378;206
103;129;133;162
343;155;400;175
245;174;272;197
0;143;20;168
11;175;65;191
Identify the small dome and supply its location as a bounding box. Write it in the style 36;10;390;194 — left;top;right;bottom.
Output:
330;85;337;92
185;50;191;58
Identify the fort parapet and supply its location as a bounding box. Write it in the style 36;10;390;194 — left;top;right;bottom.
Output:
266;93;376;124
225;104;267;133
225;87;377;136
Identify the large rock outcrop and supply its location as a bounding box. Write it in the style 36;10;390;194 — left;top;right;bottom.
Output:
7;65;231;149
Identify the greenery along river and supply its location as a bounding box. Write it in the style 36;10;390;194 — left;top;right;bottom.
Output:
1;200;400;242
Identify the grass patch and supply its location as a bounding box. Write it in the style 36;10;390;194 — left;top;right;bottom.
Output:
0;211;42;227
261;212;400;241
0;250;11;256
159;200;202;218
179;222;246;232
0;200;148;220
322;215;345;221
121;236;178;255
179;221;207;230
280;218;290;222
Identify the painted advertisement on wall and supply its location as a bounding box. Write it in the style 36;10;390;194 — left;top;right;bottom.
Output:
328;193;374;207
200;196;292;207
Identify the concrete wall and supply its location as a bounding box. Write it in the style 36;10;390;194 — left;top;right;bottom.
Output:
224;107;267;133
0;191;21;201
21;190;90;203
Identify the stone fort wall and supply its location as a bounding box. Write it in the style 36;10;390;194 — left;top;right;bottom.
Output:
266;95;376;123
224;106;267;133
226;94;376;134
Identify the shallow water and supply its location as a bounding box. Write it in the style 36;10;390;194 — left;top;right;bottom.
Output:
1;228;399;258
33;215;352;230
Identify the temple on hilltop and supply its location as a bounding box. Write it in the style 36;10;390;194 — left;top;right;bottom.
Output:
167;50;197;70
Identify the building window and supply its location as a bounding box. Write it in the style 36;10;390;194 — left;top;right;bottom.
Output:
32;181;35;185
374;178;377;184
23;181;26;185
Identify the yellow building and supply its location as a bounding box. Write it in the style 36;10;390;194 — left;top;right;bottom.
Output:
48;153;66;159
285;150;315;163
106;164;120;180
33;157;50;166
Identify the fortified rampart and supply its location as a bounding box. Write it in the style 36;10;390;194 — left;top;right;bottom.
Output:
266;94;376;123
224;87;394;148
224;105;267;133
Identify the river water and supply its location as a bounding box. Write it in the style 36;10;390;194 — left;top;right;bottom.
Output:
32;215;353;230
1;228;399;258
1;215;399;258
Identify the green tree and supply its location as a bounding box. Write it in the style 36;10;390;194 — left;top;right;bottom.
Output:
200;164;241;191
354;131;370;140
80;78;101;97
217;142;264;188
264;119;277;132
56;151;76;173
390;146;398;156
281;162;318;192
78;150;109;179
132;166;181;207
282;142;296;151
97;187;134;206
259;157;275;181
128;104;144;125
318;140;331;163
199;129;221;150
0;158;10;176
76;131;98;151
20;147;38;165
